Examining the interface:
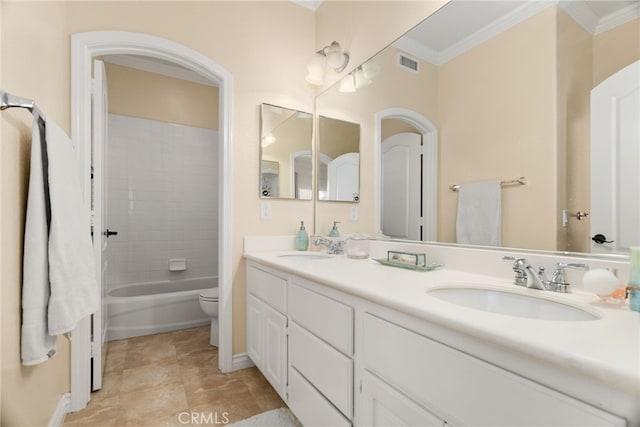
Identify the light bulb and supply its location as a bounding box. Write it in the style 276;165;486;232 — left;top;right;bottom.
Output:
325;41;345;70
338;74;356;93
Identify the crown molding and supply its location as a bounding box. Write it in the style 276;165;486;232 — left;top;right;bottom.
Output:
394;0;639;66
594;2;640;34
436;0;553;65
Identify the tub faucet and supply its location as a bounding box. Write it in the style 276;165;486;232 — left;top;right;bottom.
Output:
313;237;345;255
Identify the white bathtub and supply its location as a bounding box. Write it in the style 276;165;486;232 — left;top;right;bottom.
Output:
106;277;215;341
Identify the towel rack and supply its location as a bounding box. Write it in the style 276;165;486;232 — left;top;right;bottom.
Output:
0;89;46;122
449;176;526;192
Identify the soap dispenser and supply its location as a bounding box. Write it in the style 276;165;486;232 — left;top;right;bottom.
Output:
296;221;309;251
329;221;341;237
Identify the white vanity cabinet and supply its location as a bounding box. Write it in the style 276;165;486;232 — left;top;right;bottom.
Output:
245;258;630;427
287;280;355;426
246;264;288;400
361;313;626;427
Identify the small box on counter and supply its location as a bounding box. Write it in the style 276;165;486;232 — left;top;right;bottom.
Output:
387;251;427;267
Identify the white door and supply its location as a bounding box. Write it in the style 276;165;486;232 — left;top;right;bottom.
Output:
328;152;359;201
590;60;640;254
91;59;109;390
382;133;422;240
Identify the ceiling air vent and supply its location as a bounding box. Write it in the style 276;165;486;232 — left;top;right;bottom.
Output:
397;53;419;73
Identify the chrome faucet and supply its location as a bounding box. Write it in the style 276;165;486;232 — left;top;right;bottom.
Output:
312;237;345;255
502;256;588;293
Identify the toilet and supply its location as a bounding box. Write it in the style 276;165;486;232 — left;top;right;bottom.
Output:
199;287;219;346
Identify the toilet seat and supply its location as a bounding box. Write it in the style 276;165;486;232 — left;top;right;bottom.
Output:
200;287;219;301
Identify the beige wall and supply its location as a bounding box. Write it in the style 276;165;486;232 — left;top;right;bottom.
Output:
105;62;219;130
593;18;640;86
558;9;593;253
438;7;559;249
1;2;73;426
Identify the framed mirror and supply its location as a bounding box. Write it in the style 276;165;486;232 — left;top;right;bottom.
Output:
260;103;313;200
314;0;639;254
317;115;361;202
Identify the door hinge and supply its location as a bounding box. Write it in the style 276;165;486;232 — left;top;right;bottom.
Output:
419;217;424;226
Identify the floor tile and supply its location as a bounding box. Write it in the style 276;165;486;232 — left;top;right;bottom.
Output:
63;327;285;426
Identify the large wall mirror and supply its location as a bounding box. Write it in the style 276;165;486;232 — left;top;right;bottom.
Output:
317;116;361;202
260;103;313;199
315;0;639;255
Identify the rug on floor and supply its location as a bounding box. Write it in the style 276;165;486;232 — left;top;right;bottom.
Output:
228;407;302;427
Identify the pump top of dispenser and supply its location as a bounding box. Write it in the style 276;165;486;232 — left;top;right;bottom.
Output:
329;221;341;237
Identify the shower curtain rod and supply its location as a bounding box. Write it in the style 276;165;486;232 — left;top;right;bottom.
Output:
0;89;46;122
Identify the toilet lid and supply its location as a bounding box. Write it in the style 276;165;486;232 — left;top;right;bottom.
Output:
200;287;219;300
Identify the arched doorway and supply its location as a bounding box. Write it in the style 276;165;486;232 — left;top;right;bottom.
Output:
374;108;438;241
70;31;233;410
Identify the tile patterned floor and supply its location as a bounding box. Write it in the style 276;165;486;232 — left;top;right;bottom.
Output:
63;326;285;426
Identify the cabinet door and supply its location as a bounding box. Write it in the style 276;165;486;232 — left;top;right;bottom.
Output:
363;314;626;427
360;370;444;427
246;294;263;368
263;302;287;400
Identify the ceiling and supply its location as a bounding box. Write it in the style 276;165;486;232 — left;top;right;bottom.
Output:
396;0;639;65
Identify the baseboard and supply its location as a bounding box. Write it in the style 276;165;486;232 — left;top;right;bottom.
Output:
232;352;255;371
48;393;71;427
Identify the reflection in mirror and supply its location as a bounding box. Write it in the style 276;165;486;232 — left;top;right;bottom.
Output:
260;103;313;199
317;115;361;202
315;0;639;254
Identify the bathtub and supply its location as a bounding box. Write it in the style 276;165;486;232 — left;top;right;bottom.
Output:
106;277;215;341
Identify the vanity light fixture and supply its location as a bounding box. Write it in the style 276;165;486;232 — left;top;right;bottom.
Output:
305;41;350;86
262;133;276;147
338;73;356;93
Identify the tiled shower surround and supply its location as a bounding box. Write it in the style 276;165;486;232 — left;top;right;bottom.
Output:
106;114;218;288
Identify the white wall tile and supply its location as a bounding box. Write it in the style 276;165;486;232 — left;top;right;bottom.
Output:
106;114;219;287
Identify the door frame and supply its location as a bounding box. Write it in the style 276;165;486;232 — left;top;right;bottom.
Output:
70;31;234;411
374;108;438;241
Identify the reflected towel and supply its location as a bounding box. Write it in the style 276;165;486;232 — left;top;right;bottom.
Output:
22;118;99;366
455;181;502;246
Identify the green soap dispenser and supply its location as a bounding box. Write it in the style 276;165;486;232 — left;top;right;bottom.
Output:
297;221;309;251
329;221;341;237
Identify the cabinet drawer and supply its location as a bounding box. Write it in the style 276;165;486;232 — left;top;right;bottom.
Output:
290;322;353;418
363;314;625;427
360;370;444;427
288;366;351;427
247;265;287;314
289;282;353;355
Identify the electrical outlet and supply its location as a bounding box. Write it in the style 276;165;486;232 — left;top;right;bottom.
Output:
350;205;358;221
261;202;272;220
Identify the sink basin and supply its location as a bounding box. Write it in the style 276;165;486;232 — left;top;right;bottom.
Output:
278;253;332;260
427;286;599;321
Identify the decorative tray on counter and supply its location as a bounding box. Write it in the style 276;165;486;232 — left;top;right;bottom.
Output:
372;250;442;271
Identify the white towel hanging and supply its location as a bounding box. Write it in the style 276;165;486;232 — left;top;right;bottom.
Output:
455;180;502;246
21;118;99;365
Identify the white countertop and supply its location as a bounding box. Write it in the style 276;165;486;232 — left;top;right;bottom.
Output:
244;249;640;398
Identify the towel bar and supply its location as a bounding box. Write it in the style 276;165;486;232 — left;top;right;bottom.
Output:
0;89;46;122
449;176;526;192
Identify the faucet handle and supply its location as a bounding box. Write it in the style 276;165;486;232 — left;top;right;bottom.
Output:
549;262;589;292
503;256;528;286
